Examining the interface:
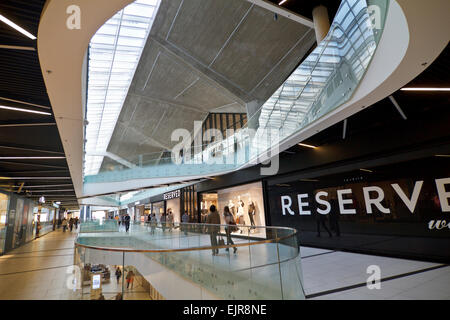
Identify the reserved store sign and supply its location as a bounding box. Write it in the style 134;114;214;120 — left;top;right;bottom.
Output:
164;189;180;200
280;177;450;216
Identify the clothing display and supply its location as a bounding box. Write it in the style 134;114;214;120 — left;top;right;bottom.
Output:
202;181;266;238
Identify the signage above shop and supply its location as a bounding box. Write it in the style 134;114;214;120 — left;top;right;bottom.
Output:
39;196;45;204
164;189;180;200
280;177;450;216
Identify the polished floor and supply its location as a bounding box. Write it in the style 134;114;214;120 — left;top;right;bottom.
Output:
0;229;150;300
0;228;448;300
300;247;450;300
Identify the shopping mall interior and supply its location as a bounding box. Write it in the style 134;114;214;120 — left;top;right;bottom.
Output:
0;0;449;302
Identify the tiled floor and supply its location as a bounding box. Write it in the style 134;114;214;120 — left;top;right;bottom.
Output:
0;229;151;300
299;247;450;300
0;229;448;300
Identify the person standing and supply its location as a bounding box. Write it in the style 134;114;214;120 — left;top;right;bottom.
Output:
150;213;157;235
115;267;122;284
206;205;220;256
181;211;189;235
167;210;174;232
69;217;74;232
124;214;130;232
62;218;68;232
160;213;166;232
223;206;237;254
74;217;79;230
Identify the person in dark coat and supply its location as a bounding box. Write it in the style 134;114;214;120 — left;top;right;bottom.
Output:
124;214;130;232
206;205;221;255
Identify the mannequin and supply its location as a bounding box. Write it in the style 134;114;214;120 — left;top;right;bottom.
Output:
228;199;235;216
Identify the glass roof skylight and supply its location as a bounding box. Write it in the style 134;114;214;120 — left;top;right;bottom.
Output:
84;0;160;177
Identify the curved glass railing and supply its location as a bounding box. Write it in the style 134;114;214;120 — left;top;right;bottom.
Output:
84;0;389;187
69;221;303;300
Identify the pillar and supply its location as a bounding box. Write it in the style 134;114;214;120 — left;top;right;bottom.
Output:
312;5;331;43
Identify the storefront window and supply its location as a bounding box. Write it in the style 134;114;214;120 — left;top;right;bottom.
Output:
166;198;180;223
200;181;266;238
26;204;36;242
266;157;450;261
151;201;164;222
12;198;24;249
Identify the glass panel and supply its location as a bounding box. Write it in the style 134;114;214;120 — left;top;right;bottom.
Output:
74;219;302;300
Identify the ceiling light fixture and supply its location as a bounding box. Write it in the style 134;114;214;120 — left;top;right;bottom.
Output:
0;105;51;115
0;157;65;160
400;88;450;91
0;14;37;40
298;143;317;149
279;0;288;5
435;154;450;158
360;168;373;173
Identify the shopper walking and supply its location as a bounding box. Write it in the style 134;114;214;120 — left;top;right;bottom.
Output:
181;211;189;235
74;217;79;230
69;217;74;232
150;213;157;235
62;218;68;232
124;214;130;232
126;270;135;289
115;267;122;284
223;206;237;254
206;205;220;255
167;210;174;232
160;213;166;232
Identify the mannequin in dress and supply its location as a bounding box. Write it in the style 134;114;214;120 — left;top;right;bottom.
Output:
228;199;235;216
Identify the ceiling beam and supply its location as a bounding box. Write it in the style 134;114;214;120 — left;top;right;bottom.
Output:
0;96;51;110
0;45;35;51
0;177;71;180
5;184;73;188
0;122;56;128
3;170;69;175
0;160;66;169
0;144;64;155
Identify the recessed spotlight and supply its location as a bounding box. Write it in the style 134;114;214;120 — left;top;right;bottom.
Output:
360;168;373;173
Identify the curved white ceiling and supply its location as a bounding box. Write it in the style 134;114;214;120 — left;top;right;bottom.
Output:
38;0;450;201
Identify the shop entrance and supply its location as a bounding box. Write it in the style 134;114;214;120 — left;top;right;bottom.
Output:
199;182;266;238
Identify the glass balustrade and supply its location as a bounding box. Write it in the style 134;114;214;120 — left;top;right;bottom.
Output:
67;220;303;300
83;0;389;187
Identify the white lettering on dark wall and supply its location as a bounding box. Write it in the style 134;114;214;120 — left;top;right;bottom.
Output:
436;178;450;212
163;189;180;200
280;178;450;216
